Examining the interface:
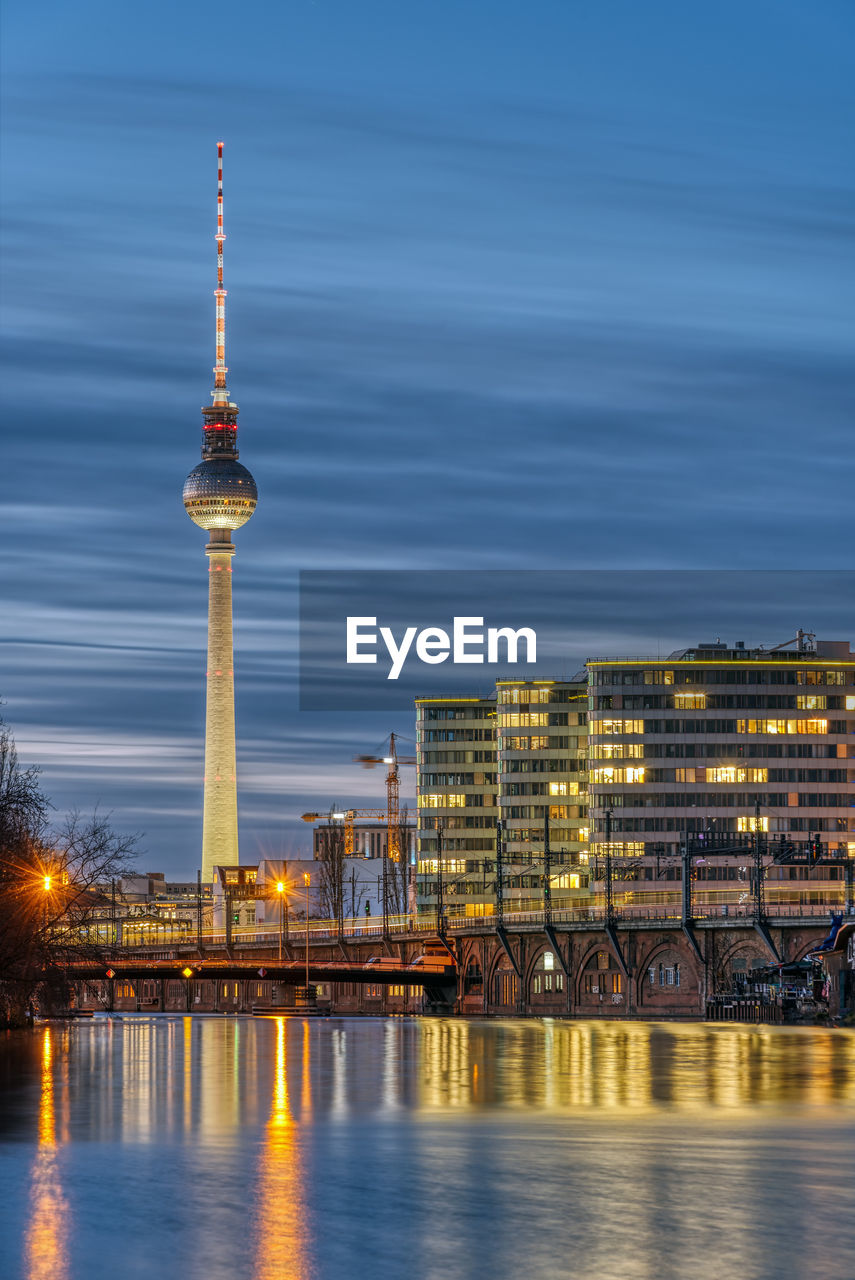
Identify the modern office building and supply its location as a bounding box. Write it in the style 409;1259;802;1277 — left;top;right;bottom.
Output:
415;633;854;917
586;634;855;906
415;696;499;915
496;678;590;902
415;683;591;916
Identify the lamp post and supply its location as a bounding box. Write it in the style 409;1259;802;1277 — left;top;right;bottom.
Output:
41;871;53;941
303;873;311;995
276;880;284;961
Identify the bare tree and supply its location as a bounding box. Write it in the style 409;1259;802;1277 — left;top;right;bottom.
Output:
386;805;415;918
343;864;367;922
316;818;345;936
0;716;138;1025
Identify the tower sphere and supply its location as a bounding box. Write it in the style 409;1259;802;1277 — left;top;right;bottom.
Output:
183;458;258;530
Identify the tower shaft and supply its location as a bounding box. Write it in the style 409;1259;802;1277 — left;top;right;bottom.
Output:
202;533;238;881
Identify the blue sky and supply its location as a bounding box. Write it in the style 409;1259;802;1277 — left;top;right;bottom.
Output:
2;1;853;876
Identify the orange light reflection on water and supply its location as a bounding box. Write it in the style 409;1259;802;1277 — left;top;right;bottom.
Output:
24;1028;70;1280
252;1018;308;1280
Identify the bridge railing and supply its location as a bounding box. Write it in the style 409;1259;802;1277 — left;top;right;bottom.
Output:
445;901;845;932
190;911;441;950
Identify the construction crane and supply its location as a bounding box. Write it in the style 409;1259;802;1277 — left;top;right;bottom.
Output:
300;808;387;859
353;733;416;865
301;735;417;935
301;806;407;936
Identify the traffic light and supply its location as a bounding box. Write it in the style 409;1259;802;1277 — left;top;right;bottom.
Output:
809;834;822;866
232;910;240;924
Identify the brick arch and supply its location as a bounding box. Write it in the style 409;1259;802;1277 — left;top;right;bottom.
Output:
574;940;622;1006
459;939;486;984
523;942;567;1002
635;938;699;1005
789;931;830;962
484;942;514;988
712;935;769;989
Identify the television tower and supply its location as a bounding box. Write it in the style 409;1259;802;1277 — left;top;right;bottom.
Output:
183;143;257;882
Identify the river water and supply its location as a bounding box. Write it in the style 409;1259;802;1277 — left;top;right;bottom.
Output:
1;1017;853;1280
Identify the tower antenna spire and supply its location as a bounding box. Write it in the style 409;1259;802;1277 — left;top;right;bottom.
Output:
213;141;228;404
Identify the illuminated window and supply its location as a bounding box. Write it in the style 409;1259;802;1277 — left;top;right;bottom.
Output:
549;781;579;796
590;743;644;760
797;695;826;710
846;697;855;710
704;766;768;783
499;712;549;728
418;858;465;874
550;873;580;889
499;687;552;704
503;736;550;750
596;719;644;735
644;670;674;685
737;815;769;833
550;805;569;820
591;766;645;784
418;793;467;808
737;719;828;735
673;693;706;709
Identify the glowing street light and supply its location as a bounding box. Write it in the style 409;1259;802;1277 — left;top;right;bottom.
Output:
276;880;285;962
303;873;311;994
43;876;51;892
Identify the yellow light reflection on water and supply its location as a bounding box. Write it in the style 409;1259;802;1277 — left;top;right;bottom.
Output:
419;1021;855;1114
252;1018;308;1280
24;1028;70;1280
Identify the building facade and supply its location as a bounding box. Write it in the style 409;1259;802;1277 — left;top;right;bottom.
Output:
586;636;855;910
414;635;854;918
496;678;590;908
416;696;499;916
416;683;592;916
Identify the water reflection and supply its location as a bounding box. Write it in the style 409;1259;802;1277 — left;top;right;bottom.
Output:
419;1021;855;1113
1;1019;852;1280
24;1028;70;1280
252;1019;308;1280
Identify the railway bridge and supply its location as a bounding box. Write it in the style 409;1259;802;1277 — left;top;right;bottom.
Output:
69;906;837;1019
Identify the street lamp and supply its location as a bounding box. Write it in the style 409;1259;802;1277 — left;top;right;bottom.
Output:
276;881;285;961
303;873;311;994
